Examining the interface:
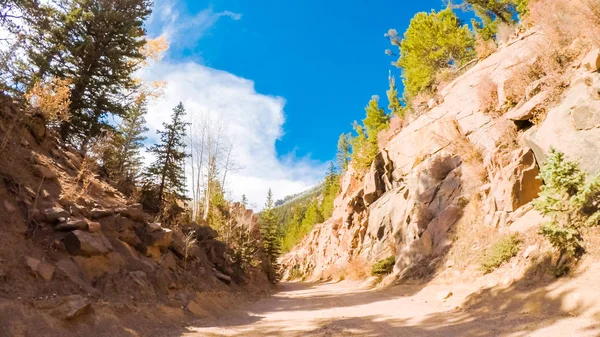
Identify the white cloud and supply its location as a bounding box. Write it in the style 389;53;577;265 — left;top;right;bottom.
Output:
141;1;326;210
141;61;327;210
146;0;241;47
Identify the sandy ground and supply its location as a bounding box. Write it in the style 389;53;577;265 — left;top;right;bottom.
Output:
181;275;600;337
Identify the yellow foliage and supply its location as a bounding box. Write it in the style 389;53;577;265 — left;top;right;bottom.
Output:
25;77;71;123
140;35;169;64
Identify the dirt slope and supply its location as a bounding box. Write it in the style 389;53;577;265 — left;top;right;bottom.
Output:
183;262;600;337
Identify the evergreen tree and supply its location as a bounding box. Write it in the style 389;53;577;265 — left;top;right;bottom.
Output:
241;194;248;206
465;0;527;41
390;7;475;100
301;198;323;231
321;162;340;219
363;95;389;139
24;0;152;151
387;74;404;118
260;188;281;283
143;102;189;213
336;133;352;172
102;98;148;195
351;96;389;173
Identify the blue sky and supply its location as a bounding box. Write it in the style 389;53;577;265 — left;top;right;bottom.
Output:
143;0;464;206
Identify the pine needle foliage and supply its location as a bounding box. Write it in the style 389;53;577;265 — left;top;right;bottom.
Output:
351;96;389;174
390;7;475;101
142;102;189;213
337;133;352;172
260;188;282;283
533;148;600;267
102;98;148;196
23;0;153;150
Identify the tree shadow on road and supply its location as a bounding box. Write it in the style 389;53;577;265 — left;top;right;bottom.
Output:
176;256;600;336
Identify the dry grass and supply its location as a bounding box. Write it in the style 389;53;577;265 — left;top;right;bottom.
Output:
346;256;370;280
433;118;487;202
478;75;500;116
504;60;546;107
490;122;520;169
475;38;497;60
444;197;496;273
428;154;458;181
500;0;599;120
496;22;517;45
377;116;403;150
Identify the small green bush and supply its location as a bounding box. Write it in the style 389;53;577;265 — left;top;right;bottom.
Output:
480;234;522;274
371;256;396;276
532;148;600;263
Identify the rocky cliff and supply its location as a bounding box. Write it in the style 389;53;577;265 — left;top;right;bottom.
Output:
0;98;270;337
281;30;600;281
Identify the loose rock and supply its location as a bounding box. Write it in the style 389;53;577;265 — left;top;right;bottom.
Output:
63;230;113;256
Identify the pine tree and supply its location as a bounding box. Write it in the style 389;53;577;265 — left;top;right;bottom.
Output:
102;98;148;195
387;73;404;118
260;188;281;283
465;0;527;41
321;162;339;219
336;133;352;172
241;194;248;206
143;102;189;213
351;96;389;173
363;95;389;139
391;7;475;100
24;0;152;151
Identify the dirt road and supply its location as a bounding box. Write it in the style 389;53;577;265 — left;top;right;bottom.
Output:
182;279;600;337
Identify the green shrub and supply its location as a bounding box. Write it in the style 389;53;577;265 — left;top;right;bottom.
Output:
371;256;396;276
480;234;522;274
532;148;600;262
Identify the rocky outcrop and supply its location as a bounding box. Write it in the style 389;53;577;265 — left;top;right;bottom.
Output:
525;73;600;175
282;31;554;281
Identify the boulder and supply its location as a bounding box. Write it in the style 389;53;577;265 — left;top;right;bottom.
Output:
33;165;57;180
44;207;69;223
145;246;161;260
363;153;387;206
182;223;218;242
26;257;55;281
87;221;101;233
51;295;92;321
141;228;173;250
581;48;600;71
148;222;162;232
214;269;232;284
117;207;148;222
127;203;143;210
55;219;88;232
505;92;546;121
523;244;539;259
524;73;600;175
63;230;113;256
119;229;143;250
73;253;124;280
159;252;177;271
90;208;114;219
